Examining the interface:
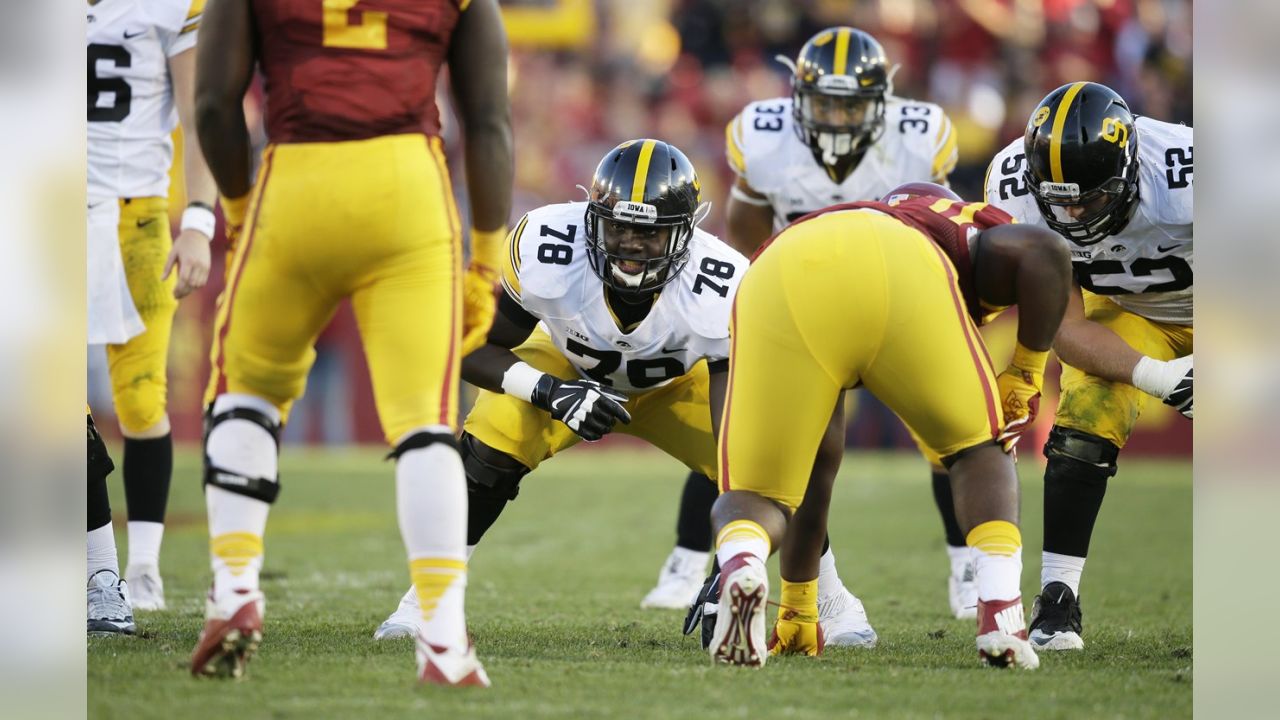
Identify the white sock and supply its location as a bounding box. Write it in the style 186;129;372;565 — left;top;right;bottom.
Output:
396;434;468;652
87;523;119;581
205;394;279;595
817;546;842;598
126;520;164;569
715;520;770;569
1041;551;1086;596
972;547;1024;602
947;544;971;578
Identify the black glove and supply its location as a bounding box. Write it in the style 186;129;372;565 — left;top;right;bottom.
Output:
530;375;631;441
1163;366;1193;419
682;560;721;650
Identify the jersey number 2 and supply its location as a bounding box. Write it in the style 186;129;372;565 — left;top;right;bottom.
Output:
323;0;388;50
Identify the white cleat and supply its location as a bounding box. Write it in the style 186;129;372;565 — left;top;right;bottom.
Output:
949;561;977;620
817;586;878;648
708;553;768;667
416;636;490;688
87;570;136;636
125;563;166;612
640;547;709;609
373;586;425;640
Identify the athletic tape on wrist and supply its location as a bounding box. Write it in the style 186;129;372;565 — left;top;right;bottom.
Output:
181;204;217;239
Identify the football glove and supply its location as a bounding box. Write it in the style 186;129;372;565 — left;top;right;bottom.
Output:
682;565;721;649
995;343;1048;453
768;609;824;657
460;262;499;356
530;375;631;441
1132;355;1193;419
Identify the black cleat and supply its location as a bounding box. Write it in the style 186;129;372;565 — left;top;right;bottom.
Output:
1028;581;1084;650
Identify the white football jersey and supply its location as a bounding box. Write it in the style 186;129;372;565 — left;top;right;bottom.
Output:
500;202;748;394
87;0;202;203
726;95;958;230
985;117;1193;325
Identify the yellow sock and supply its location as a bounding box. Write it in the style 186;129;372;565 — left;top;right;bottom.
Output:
966;520;1022;556
210;532;263;575
409;558;467;623
715;520;771;569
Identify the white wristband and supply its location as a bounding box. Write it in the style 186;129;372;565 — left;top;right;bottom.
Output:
1131;356;1170;399
501;361;545;403
180;204;217;239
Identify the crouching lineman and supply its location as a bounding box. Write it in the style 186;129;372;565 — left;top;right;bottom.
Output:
708;182;1074;669
373;139;750;640
655;26;963;638
189;0;513;685
984;82;1193;650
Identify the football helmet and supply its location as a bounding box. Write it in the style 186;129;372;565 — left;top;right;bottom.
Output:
881;181;961;204
780;27;890;183
584;139;707;296
1024;82;1140;245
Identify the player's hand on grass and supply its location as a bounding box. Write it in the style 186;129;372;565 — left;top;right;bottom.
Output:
531;376;631;441
768;609;823;657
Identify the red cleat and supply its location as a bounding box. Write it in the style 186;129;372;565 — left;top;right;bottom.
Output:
190;587;264;679
416;636;491;688
975;596;1039;670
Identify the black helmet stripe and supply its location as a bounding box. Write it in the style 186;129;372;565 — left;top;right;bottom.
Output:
630;139;658;203
1049;81;1089;183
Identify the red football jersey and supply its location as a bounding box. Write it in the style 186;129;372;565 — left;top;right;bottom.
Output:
252;0;466;143
756;196;1015;325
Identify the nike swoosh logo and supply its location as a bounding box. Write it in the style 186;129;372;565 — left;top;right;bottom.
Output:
1156;244;1180;253
123;29;146;39
661;346;686;354
551;395;571;411
136;218;156;228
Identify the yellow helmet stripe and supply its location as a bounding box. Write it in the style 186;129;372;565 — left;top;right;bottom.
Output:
833;28;851;75
1049;81;1088;183
630;139;658;203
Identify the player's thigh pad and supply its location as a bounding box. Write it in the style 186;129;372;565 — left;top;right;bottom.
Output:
463;328;584;471
107;197;177;432
1057;292;1194;448
623;359;718;480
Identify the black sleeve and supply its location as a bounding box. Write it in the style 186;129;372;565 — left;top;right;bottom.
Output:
499;288;538;331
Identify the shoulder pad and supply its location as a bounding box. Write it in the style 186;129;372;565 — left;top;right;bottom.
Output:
1134;117;1193;226
734;98;795;192
885;98;957;181
983;138;1041;224
502;203;589;312
679;230;749;344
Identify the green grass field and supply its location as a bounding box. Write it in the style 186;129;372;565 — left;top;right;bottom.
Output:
88;447;1190;719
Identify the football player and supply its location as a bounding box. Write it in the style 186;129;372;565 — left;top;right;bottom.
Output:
373;140;750;643
984;82;1193;651
661;26;966;642
86;410;135;636
87;0;217;615
189;0;513;685
708;182;1072;669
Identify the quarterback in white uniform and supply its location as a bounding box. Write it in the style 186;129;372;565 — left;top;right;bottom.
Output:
674;27;966;650
86;0;218;629
373;140;747;640
984;81;1193;651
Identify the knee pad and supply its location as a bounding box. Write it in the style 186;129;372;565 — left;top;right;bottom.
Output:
113;376;167;434
87;413;115;483
1043;426;1119;478
203;402;282;503
386;429;459;460
460;432;528;502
